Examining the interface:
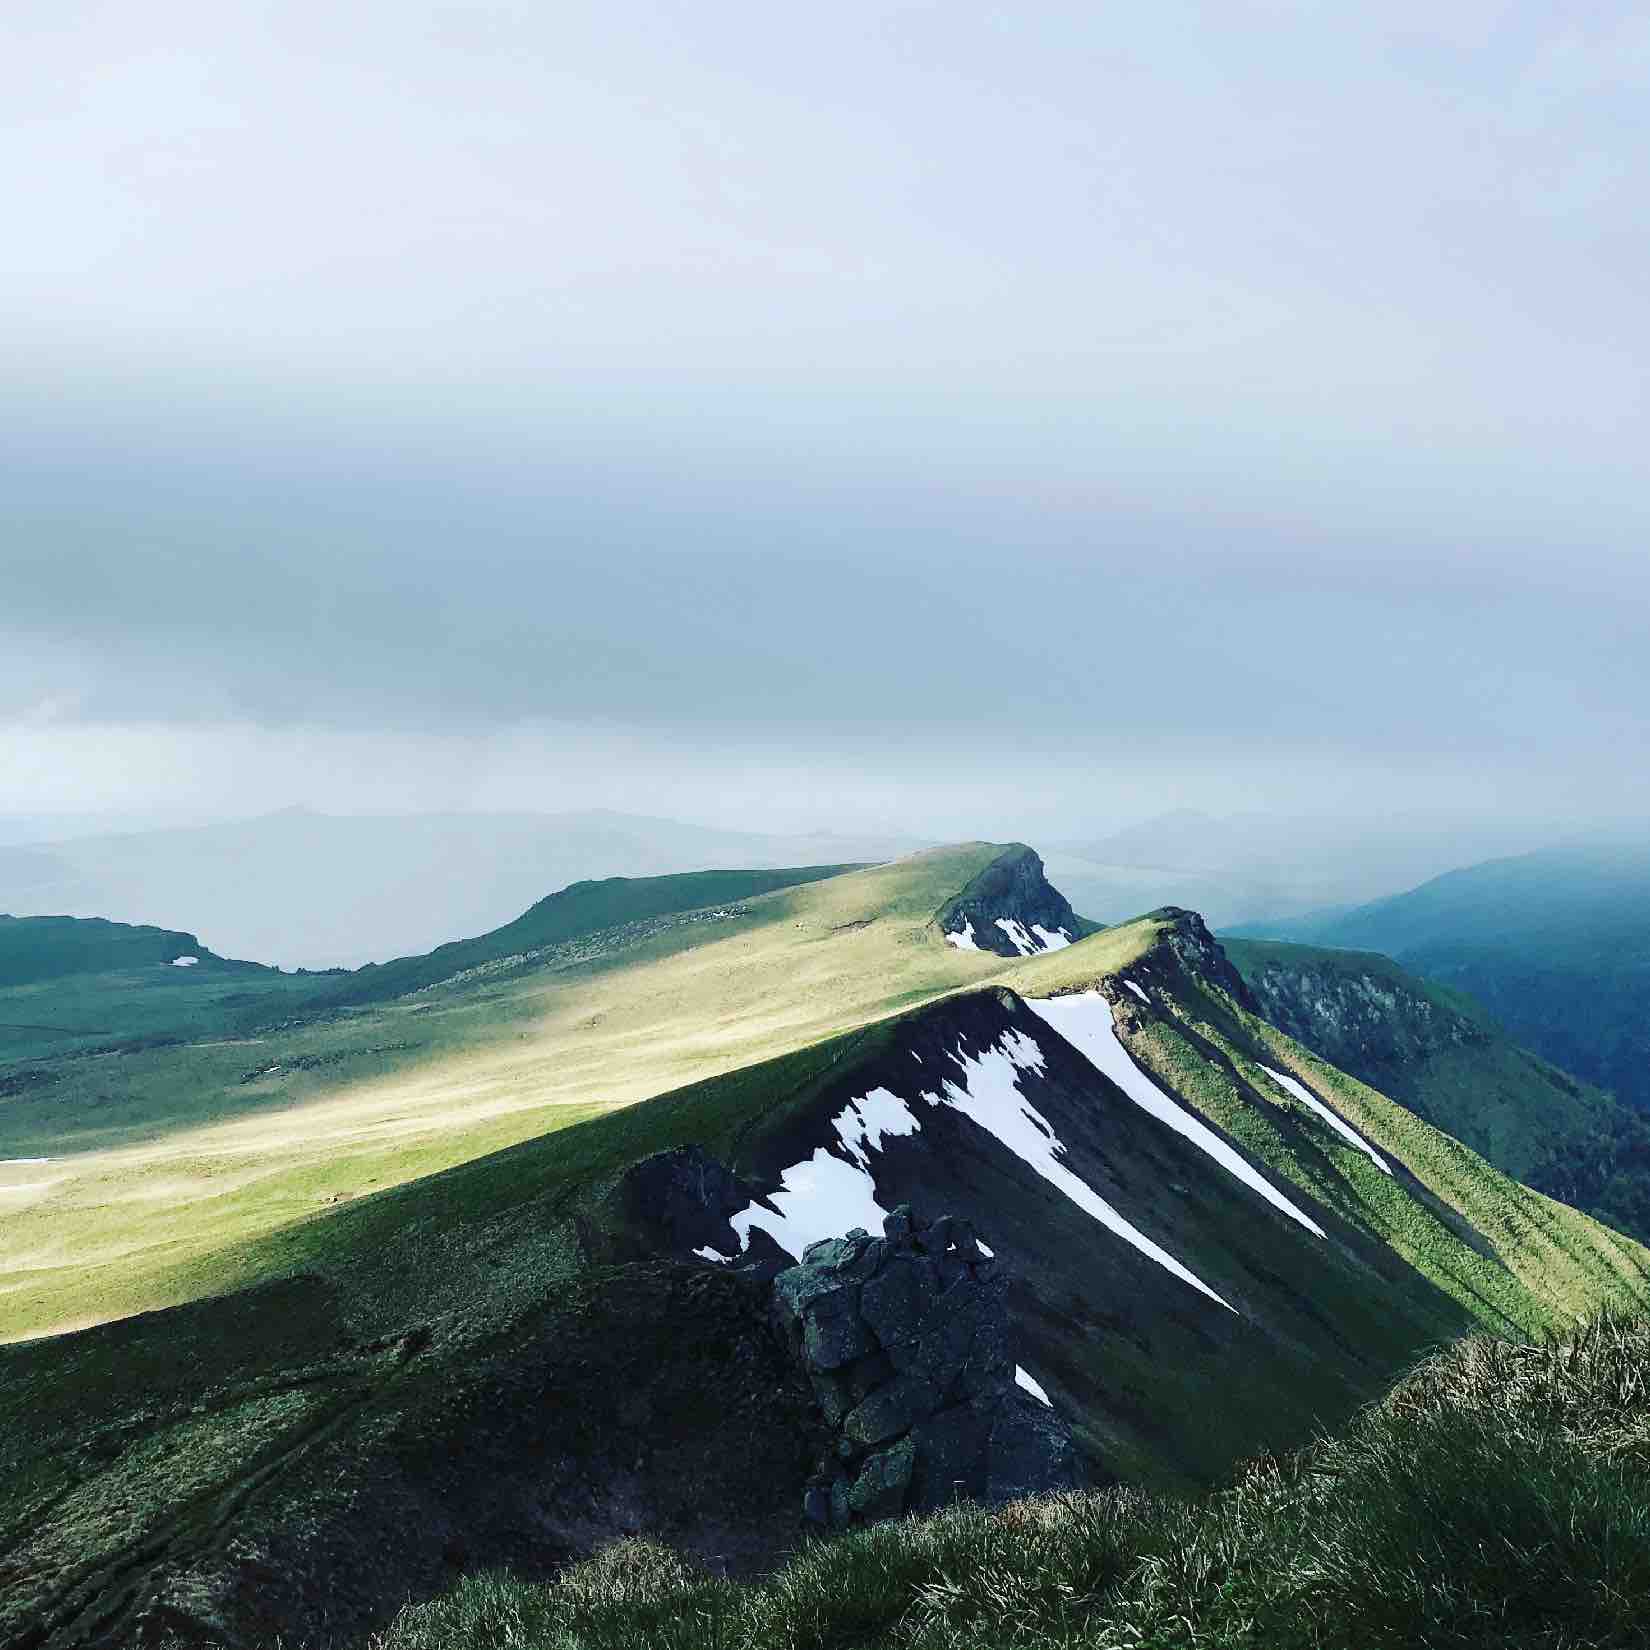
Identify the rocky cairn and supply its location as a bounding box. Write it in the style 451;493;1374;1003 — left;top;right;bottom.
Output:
774;1206;1082;1527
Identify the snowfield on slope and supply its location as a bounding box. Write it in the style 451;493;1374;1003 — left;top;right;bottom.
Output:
947;917;1072;955
1027;992;1327;1240
725;1088;923;1259
994;918;1070;955
708;1030;1233;1311
1262;1064;1391;1174
1015;1365;1053;1406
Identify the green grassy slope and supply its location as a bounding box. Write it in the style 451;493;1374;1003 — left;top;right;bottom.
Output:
5;878;1650;1647
1233;841;1650;1113
0;847;1022;1339
374;1314;1650;1650
1225;937;1650;1242
312;864;866;1007
1109;919;1648;1331
0;913;250;987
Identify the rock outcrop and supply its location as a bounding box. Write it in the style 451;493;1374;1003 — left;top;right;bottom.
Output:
588;1145;789;1275
773;1206;1082;1526
935;845;1092;959
1147;907;1258;1008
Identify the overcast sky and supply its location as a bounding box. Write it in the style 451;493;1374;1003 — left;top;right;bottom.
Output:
4;1;1648;839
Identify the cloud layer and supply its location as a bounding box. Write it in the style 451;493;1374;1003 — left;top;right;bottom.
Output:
5;2;1648;829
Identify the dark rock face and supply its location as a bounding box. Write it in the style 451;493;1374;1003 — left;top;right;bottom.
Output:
589;1145;789;1276
1148;907;1258;1010
1240;957;1484;1075
936;845;1089;958
775;1206;1082;1526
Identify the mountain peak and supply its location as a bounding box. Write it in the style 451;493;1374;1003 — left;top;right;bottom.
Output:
934;844;1095;959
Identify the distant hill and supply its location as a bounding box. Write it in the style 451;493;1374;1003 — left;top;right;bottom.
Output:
1045;810;1546;931
0;914;244;988
1231;841;1650;1113
0;808;924;970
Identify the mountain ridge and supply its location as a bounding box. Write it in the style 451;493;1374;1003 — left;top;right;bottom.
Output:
4;854;1646;1647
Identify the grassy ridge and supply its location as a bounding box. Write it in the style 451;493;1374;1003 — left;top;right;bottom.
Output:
0;912;244;987
0;850;1010;1340
367;1315;1650;1650
1099;923;1650;1329
312;865;866;1007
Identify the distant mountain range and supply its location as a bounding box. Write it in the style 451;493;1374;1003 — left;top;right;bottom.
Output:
1043;808;1552;932
0;807;924;971
1231;840;1650;1114
0;805;1568;974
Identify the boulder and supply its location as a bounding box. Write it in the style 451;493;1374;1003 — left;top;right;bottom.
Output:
848;1436;916;1521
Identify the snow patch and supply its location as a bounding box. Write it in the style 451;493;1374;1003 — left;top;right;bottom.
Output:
1026;993;1327;1241
945;919;980;951
1262;1065;1392;1175
693;1245;726;1263
171;956;200;968
994;917;1038;956
833;1087;924;1169
1030;924;1072;951
716;1089;923;1262
714;1029;1229;1309
729;1148;893;1262
977;1240;994;1258
1015;1365;1052;1406
934;1033;1233;1309
1123;980;1150;1004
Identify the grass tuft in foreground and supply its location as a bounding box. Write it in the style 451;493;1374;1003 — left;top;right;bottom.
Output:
366;1314;1650;1650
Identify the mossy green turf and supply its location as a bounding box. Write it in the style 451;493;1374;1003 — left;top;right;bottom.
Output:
1232;841;1650;1114
1226;937;1650;1244
366;1315;1650;1650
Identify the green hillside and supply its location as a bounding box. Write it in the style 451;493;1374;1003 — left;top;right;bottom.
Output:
0;913;243;987
1232;841;1650;1113
0;848;1015;1339
1226;938;1650;1242
4;856;1647;1648
378;1315;1650;1650
313;864;866;1007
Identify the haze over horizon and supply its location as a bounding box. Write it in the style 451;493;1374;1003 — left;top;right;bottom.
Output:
7;3;1649;843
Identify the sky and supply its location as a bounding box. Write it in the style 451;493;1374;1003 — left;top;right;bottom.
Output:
4;1;1648;841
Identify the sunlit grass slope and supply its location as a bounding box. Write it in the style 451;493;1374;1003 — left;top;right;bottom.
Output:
1068;916;1650;1329
1226;936;1650;1244
0;847;1032;1339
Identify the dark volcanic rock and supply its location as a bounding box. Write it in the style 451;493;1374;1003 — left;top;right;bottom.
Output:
773;1205;1083;1526
1148;907;1258;1010
935;844;1089;958
591;1145;790;1275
